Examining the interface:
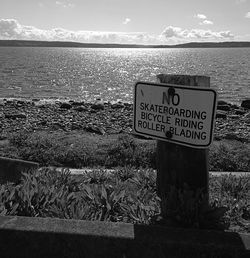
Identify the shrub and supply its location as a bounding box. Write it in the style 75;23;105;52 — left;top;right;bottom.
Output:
105;134;137;167
0;168;249;232
105;134;156;168
0;168;160;223
209;174;250;230
3;131;250;171
209;143;250;172
209;144;238;171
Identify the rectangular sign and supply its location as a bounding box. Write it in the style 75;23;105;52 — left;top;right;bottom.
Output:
133;81;217;148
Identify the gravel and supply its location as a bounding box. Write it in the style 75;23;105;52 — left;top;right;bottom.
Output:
0;98;249;143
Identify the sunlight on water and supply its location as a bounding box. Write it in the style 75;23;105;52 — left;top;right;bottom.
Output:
0;47;249;103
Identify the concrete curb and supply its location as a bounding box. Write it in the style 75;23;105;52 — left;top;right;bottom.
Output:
64;168;250;177
0;157;249;185
0;215;249;258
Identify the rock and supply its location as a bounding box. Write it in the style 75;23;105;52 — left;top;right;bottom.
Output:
124;102;132;107
228;115;240;119
4;113;27;119
217;100;230;106
32;98;40;102
235;109;246;115
241;99;250;109
231;104;239;110
60;103;72;109
91;99;104;111
111;102;125;109
74;106;88;112
51;122;64;130
243;112;250;123
217;105;230;111
71;122;82;130
224;133;240;141
71;101;84;106
17;100;26;105
35;102;53;108
38;120;47;126
91;102;104;110
216;110;227;119
6;100;14;105
85;125;105;135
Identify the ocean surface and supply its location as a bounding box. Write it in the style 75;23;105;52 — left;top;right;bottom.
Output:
0;47;249;104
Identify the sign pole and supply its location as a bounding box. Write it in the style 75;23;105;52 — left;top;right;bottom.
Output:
156;74;210;219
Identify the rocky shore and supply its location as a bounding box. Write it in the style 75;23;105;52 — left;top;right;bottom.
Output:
0;98;249;143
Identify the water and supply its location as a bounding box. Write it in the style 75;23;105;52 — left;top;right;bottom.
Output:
0;47;249;104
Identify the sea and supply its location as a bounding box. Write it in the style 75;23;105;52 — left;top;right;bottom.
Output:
0;47;249;104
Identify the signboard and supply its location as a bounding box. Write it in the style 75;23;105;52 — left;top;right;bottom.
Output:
133;81;217;148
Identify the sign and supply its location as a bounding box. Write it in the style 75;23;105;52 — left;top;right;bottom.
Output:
133;81;217;148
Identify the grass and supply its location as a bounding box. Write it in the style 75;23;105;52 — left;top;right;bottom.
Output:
0;131;249;171
209;142;250;172
0;167;249;233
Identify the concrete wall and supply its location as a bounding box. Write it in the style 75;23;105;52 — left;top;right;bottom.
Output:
0;157;39;184
0;215;249;258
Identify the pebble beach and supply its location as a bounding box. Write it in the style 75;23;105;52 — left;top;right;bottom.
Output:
0;98;249;143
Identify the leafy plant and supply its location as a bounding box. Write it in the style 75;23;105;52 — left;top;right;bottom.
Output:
0;167;249;232
81;169;110;184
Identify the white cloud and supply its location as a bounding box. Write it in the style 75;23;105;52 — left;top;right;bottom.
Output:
122;18;131;25
0;19;21;38
55;1;75;8
0;19;153;44
160;26;183;38
245;12;250;18
161;26;234;41
0;19;237;45
200;20;214;25
195;14;214;25
195;14;207;19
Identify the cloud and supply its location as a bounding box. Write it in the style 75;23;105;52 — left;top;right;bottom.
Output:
161;26;234;41
194;13;213;25
195;14;207;19
200;20;213;25
0;19;22;38
122;18;131;25
245;12;250;18
0;19;236;45
55;1;75;8
160;26;183;38
0;18;155;44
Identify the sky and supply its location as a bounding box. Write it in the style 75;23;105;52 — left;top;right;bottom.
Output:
0;0;250;45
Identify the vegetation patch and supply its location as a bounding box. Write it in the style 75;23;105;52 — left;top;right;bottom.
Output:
0;168;249;233
0;131;249;171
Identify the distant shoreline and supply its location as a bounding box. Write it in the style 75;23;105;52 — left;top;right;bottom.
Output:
0;40;250;48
